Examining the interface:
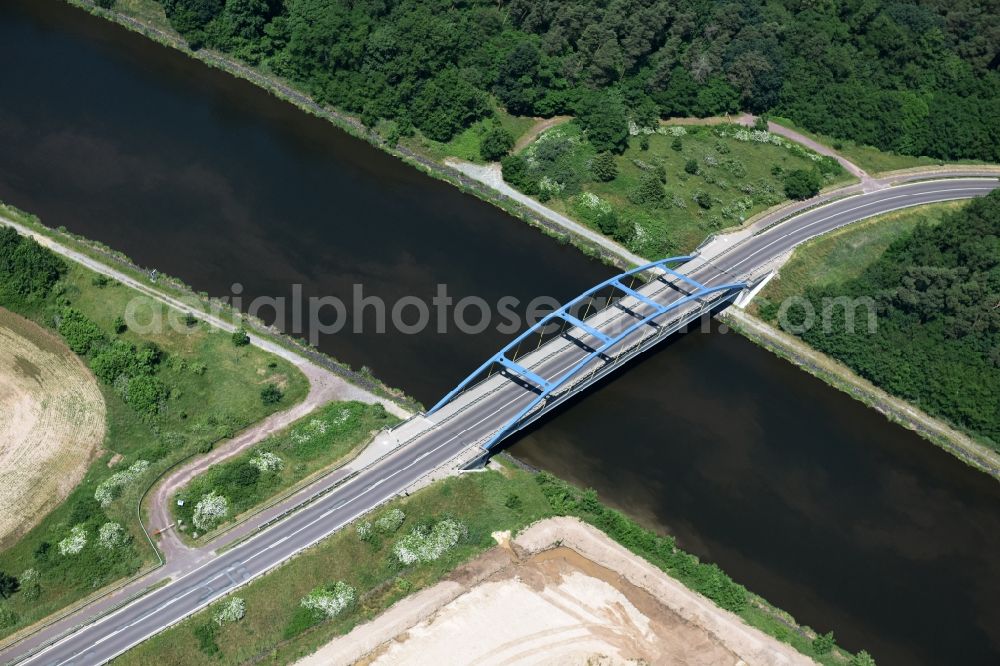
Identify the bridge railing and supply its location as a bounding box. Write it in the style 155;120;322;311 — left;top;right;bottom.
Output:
427;257;747;428
477;280;746;449
426;256;700;415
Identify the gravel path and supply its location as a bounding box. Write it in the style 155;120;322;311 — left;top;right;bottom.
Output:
0;212;412;562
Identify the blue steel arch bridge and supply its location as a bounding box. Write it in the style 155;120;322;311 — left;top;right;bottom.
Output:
425;256;758;452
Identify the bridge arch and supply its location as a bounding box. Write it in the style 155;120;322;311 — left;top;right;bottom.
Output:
427;257;748;450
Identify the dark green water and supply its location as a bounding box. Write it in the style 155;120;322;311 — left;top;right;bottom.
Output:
1;2;998;663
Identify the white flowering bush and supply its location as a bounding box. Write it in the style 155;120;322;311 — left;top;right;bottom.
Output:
576;192;608;212
538;176;565;196
98;522;128;549
301;581;356;619
214;597;246;625
249;451;284;473
290;417;329;446
627;120;655;136
375;508;405;534
393;519;467;565
95;460;150;507
20;568;40;600
193;491;229;531
356;520;373;541
660;125;686;137
58;524;88;556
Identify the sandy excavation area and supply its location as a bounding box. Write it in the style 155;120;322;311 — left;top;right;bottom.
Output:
0;308;105;546
298;517;814;666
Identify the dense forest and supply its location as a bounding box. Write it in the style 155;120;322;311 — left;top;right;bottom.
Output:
153;0;999;161
761;191;1000;446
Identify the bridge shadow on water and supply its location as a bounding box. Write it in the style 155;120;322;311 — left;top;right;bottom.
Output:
487;301;732;459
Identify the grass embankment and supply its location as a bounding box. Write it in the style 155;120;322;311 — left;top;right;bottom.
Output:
111;0;171;30
769;116;991;175
400;107;537;163
116;467;861;666
509;122;853;258
751;203;958;308
754;198;1000;451
172;401;399;542
0;223;307;639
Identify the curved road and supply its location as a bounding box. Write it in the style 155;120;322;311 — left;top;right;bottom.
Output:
4;176;997;666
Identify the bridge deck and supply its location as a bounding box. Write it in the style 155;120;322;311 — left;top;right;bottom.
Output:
413;258;748;451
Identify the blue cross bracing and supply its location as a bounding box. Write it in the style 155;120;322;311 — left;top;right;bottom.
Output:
426;257;747;448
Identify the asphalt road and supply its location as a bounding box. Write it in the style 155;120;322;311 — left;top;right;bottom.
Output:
8;176;998;666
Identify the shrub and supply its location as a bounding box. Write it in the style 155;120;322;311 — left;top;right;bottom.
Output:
261;383;283;405
812;631;835;655
783;169;822;199
479;125;514;161
300;581;356;619
393;519;467;564
90;340;159;384
590;152;618;182
0;227;66;307
693;191;713;209
851;651;877;666
0;572;19;600
684;158;699;175
500;154;538;195
213;597;246;625
98;522;128;550
218;461;261;488
58;525;88;556
249;451;283;473
374;508;406;534
628;173;666;206
193;492;229;531
671;137;682;151
231;327;250;347
57;308;106;355
120;374;167;415
19;568;40;600
95;460;150;506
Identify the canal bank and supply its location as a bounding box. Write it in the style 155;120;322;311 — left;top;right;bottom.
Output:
2;3;999;663
61;0;1000;479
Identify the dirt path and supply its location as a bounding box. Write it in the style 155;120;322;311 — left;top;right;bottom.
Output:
764;119;875;186
662;112;874;186
297;517;814;666
0;213;412;561
513;115;572;153
148;362;370;557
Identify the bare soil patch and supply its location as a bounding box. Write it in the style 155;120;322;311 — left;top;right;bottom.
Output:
0;308;106;547
298;517;813;666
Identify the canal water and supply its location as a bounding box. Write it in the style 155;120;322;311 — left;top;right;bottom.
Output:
1;2;998;664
